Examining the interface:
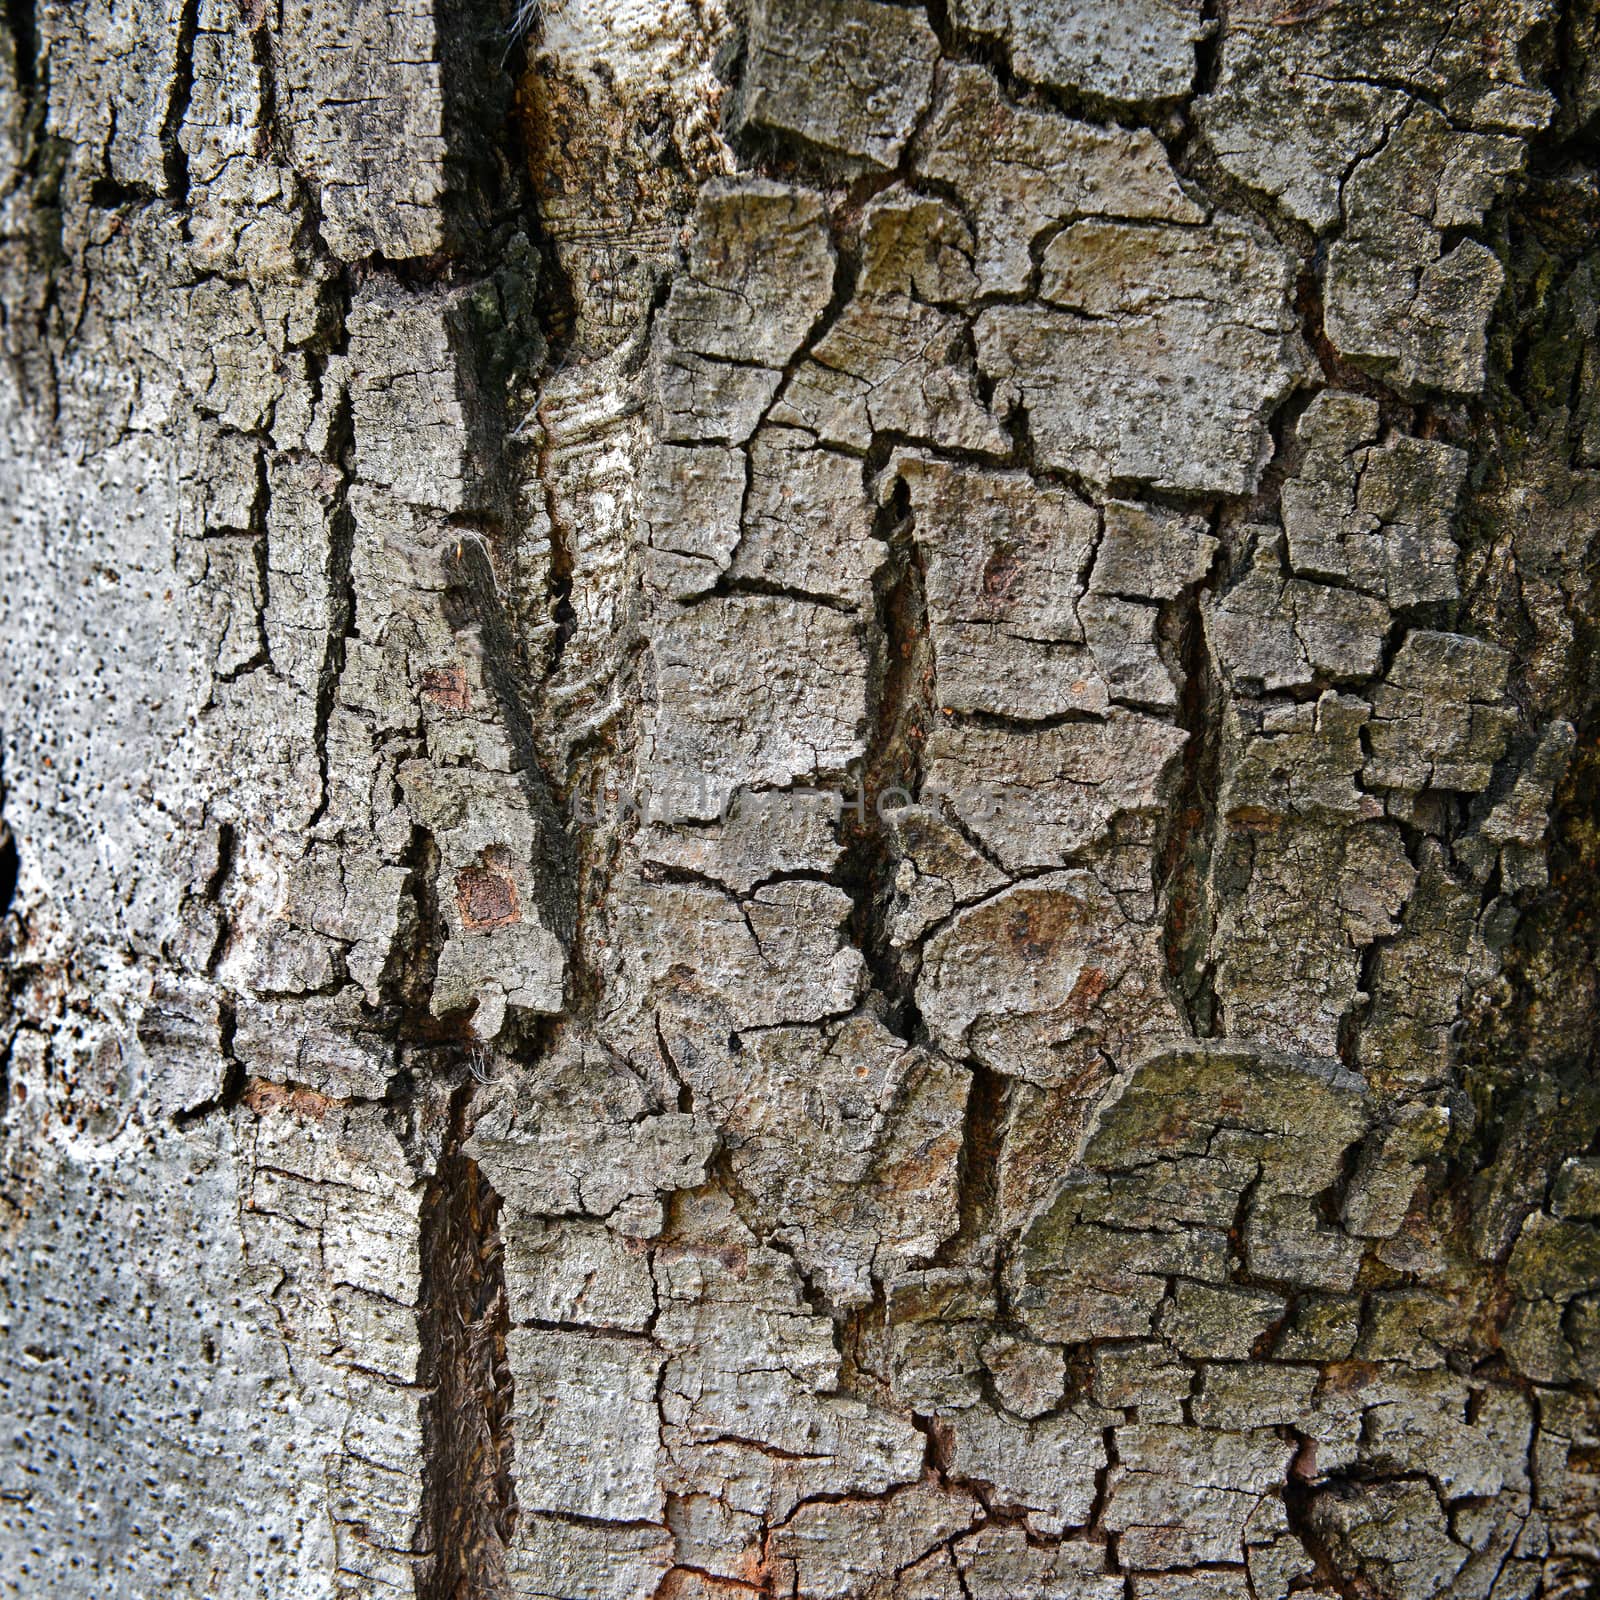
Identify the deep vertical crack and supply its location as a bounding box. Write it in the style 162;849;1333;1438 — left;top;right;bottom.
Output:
3;0;36;94
839;473;935;1042
418;1085;518;1600
0;751;16;922
1155;539;1226;1039
159;0;200;200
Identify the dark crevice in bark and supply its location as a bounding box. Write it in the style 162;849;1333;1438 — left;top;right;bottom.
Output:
936;1058;1008;1273
4;50;66;419
0;826;16;923
1442;46;1600;1294
169;1001;246;1127
1078;1425;1119;1567
838;475;934;1043
306;381;355;831
437;0;538;259
1154;542;1226;1040
393;824;474;1042
534;413;578;680
1191;0;1224;103
711;1141;837;1320
1281;1468;1375;1600
399;18;590;1587
160;0;200;201
0;755;16;922
418;1085;518;1600
3;0;36;93
248;9;285;163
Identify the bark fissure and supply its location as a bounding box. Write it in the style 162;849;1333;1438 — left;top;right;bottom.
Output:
417;1099;517;1600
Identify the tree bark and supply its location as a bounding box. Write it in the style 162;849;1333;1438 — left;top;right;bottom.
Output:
3;0;1600;1595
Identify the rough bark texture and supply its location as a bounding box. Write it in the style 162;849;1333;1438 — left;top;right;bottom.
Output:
3;0;1600;1595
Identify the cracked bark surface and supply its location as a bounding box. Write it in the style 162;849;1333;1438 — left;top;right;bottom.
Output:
3;0;1600;1595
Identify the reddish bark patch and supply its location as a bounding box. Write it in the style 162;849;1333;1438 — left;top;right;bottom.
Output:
241;1078;339;1120
1063;965;1110;1020
419;663;471;713
457;860;521;930
1003;891;1087;962
980;544;1021;607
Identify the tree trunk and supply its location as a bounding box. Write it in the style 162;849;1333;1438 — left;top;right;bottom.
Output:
3;0;1600;1594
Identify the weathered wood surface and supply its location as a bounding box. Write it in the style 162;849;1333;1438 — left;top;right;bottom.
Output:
2;0;1599;1594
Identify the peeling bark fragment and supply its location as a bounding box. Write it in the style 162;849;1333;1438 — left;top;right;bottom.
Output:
947;1404;1109;1534
892;453;1104;719
603;877;865;1054
1462;718;1576;893
1208;792;1415;1056
773;291;1008;456
134;970;229;1114
510;1326;665;1521
502;1214;655;1329
664;178;836;366
348;287;480;511
1093;1343;1193;1422
922;711;1187;871
1191;1363;1318;1431
508;1517;673;1600
1352;1368;1532;1498
1327;108;1523;394
1342;1101;1450;1238
1206;533;1390;694
769;1479;979;1600
400;762;567;1035
1357;839;1480;1095
643;595;869;821
1365;629;1515;797
1309;1481;1468;1598
736;0;939;171
883;804;1009;952
652;1013;967;1305
979;218;1304;494
640;789;845;896
1221;690;1374;823
919;869;1183;1085
654;1192;927;1541
980;1332;1065;1418
1091;500;1217;601
950;0;1208;103
728;427;884;610
1012;1046;1369;1342
857;189;980;305
41;0;193;192
465;1033;715;1225
912;64;1203;297
641;442;746;600
233;990;398;1097
654;352;785;446
956;1525;1122;1600
1199;0;1553;232
1158;1280;1286;1359
881;1267;994;1413
1104;1425;1295;1569
276;0;449;259
1283;391;1468;608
